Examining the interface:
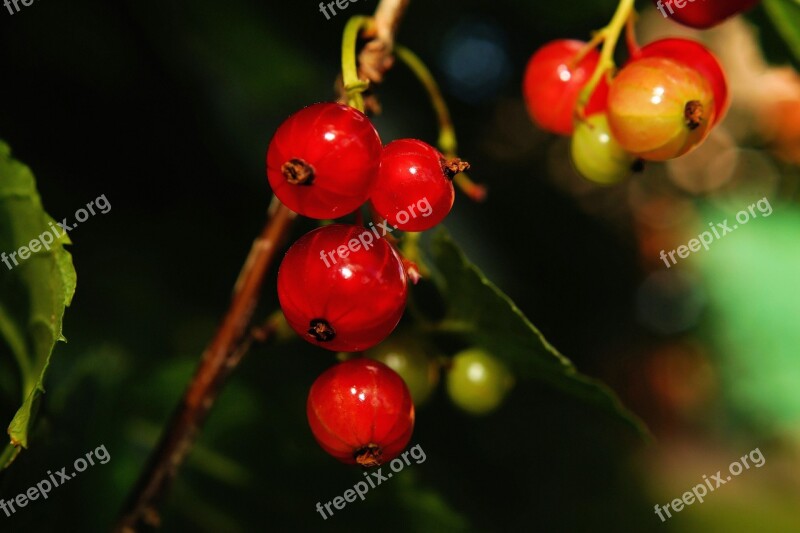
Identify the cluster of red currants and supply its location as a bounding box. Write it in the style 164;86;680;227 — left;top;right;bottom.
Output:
265;102;466;467
523;36;730;185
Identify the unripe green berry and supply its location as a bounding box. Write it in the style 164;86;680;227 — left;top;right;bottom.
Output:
446;348;514;415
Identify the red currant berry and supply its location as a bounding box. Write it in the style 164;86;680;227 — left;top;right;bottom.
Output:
638;38;729;125
652;0;760;29
523;40;610;136
608;57;716;161
277;224;408;352
370;139;463;232
266;103;382;219
307;358;415;466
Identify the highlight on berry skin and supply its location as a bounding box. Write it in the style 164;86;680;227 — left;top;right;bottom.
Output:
266;102;383;220
370;139;466;232
307;358;415;467
277;224;408;353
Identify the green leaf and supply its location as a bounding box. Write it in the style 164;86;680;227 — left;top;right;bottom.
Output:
423;230;648;437
0;140;76;468
764;0;800;62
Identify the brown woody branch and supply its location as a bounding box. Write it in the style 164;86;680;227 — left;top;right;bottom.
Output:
114;1;410;531
114;199;295;532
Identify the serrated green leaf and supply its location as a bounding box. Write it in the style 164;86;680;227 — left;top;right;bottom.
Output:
764;0;800;62
0;140;76;468
425;230;648;437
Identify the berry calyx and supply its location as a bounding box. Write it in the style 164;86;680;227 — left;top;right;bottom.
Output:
446;349;514;415
366;335;441;406
652;0;760;29
277;224;408;352
266;102;382;219
638;38;729;125
571;113;637;185
523;40;610;136
307;358;415;466
281;158;315;185
370;139;462;232
607;57;716;161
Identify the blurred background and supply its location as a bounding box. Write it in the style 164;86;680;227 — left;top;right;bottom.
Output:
1;0;799;531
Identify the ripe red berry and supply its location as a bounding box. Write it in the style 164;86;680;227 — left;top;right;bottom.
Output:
266;102;382;219
307;358;415;466
652;0;760;29
277;224;408;352
523;39;610;135
370;139;461;232
638;38;729;125
608;57;716;161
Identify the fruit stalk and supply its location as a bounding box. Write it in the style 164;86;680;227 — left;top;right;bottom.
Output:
394;45;456;155
576;0;636;117
393;45;485;201
115;1;411;529
114;199;295;532
342;16;374;112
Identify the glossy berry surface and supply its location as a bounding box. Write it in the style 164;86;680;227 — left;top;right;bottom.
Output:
608;57;716;161
523;39;610;135
277;224;407;352
307;358;415;466
370;139;456;232
638;38;729;125
571;113;636;185
266;102;382;219
652;0;760;29
366;336;440;406
446;349;514;415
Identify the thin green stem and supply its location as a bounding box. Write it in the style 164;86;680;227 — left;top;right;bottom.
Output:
341;16;374;112
394;44;486;201
571;30;606;67
394;44;456;155
625;10;642;59
576;0;636;118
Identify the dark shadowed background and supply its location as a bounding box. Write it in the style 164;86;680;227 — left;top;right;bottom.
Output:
1;0;799;531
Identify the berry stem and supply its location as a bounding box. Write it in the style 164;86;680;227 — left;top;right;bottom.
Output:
393;44;486;202
576;0;636;118
394;44;456;155
625;11;642;59
571;30;606;67
339;0;410;112
342;16;374;113
114;198;296;531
